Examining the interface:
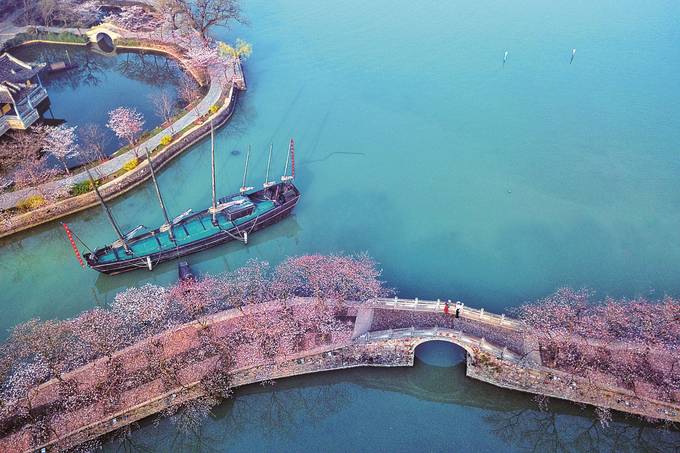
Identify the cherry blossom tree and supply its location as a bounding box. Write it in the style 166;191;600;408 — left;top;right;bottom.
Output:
177;74;201;107
71;308;129;363
79;123;109;165
150;89;176;129
107;107;145;154
111;284;176;336
44;125;78;174
174;0;243;40
170;276;222;322
515;289;680;402
185;43;224;72
70;0;101;29
272;253;386;302
103;5;160;32
3;126;60;190
1;127;46;175
155;0;187;31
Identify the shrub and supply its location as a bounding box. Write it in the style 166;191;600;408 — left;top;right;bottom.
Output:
160;135;172;146
5;31;88;48
117;38;142;47
17;195;46;211
70;180;98;196
123;158;139;172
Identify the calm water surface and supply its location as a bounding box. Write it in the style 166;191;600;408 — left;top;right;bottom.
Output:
2;0;680;450
11;43;183;156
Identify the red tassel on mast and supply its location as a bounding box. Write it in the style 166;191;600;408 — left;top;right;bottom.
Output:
290;138;295;179
62;223;85;268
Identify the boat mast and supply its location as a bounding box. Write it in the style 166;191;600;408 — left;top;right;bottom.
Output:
281;139;293;182
210;121;218;225
264;143;274;188
144;147;174;241
86;168;131;254
240;144;253;193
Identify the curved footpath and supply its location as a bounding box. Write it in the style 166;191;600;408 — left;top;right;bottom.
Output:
0;26;244;238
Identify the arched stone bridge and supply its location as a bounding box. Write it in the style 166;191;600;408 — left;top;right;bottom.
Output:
352;297;537;361
84;23;123;45
351;298;679;424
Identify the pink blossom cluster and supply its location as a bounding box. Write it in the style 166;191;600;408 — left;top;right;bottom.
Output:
272;253;388;302
106;107;145;147
0;254;386;447
103;6;160;32
515;288;680;402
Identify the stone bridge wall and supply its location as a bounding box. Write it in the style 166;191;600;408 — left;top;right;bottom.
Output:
361;328;680;424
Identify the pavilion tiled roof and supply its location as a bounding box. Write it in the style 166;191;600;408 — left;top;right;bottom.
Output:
0;53;45;103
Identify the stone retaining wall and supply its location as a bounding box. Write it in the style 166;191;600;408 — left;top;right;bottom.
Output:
465;348;680;423
31;340;411;452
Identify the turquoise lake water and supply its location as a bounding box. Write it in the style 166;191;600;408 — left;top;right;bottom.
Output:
2;0;680;450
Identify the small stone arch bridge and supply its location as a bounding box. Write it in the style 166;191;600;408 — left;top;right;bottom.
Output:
84;23;123;48
351;296;532;360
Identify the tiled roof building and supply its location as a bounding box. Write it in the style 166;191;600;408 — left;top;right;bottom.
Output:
0;53;49;137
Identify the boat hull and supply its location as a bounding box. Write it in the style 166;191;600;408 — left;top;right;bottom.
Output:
87;192;299;275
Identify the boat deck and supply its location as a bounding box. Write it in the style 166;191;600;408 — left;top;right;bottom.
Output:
96;198;275;263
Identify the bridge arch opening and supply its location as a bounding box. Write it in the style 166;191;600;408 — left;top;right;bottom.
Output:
414;340;466;367
95;33;115;53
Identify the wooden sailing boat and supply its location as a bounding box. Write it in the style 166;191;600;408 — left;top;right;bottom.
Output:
83;131;300;275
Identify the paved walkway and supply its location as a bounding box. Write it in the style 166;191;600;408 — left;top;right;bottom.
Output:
0;18;81;47
0;27;234;210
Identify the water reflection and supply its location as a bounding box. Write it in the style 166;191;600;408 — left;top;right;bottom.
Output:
486;408;680;453
9;43;184;156
116;51;184;87
414;340;466;367
102;360;680;452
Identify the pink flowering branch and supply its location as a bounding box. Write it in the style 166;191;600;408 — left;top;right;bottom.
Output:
106;107;145;152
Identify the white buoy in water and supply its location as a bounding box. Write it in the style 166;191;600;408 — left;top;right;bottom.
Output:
570;48;576;64
503;50;509;66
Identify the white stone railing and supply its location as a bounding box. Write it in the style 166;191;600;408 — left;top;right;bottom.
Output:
27;86;48;106
368;297;522;331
